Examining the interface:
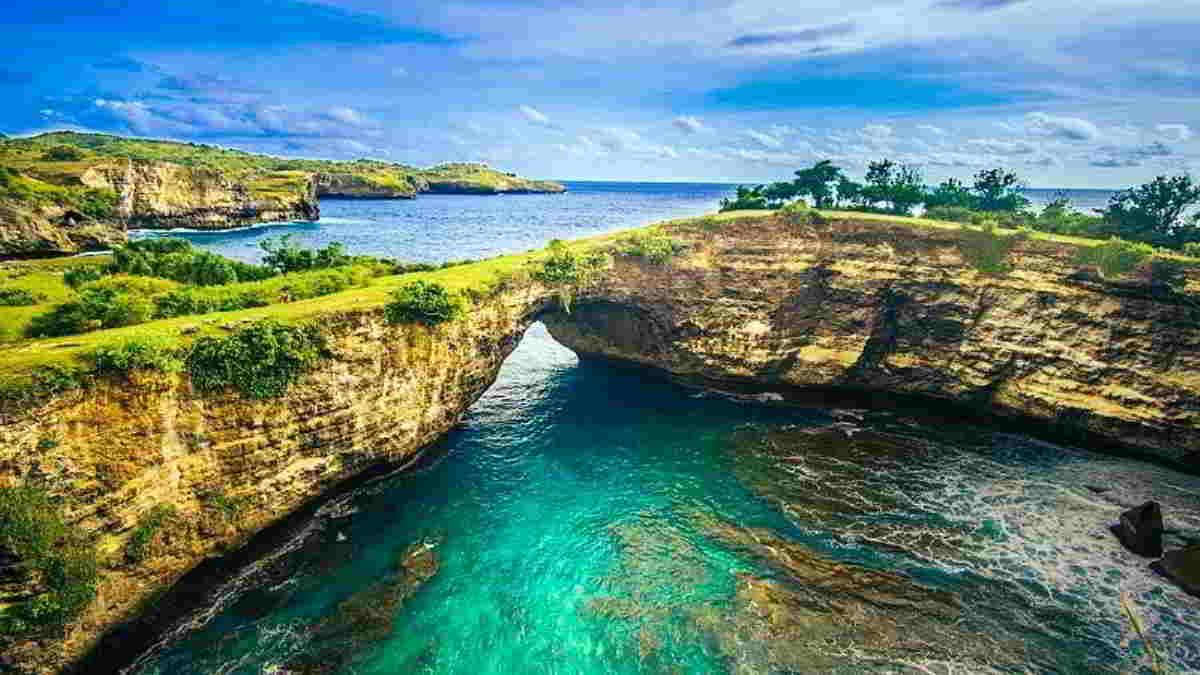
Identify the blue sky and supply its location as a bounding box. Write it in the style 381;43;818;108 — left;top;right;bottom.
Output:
4;0;1199;187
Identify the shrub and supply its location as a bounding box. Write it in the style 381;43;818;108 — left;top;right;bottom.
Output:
125;505;176;564
260;235;351;274
925;205;981;224
84;274;180;297
110;239;274;285
1183;242;1200;259
41;145;86;162
187;319;326;399
778;201;827;225
62;265;105;289
1075;238;1156;280
88;336;183;375
27;287;153;337
0;287;43;306
617;230;686;264
0;484;98;635
956;221;1028;277
384;280;465;326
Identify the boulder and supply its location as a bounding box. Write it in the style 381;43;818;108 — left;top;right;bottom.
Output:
1152;544;1200;598
1111;501;1163;557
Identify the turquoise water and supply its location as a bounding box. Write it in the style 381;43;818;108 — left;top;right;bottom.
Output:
127;326;1200;675
121;183;1199;674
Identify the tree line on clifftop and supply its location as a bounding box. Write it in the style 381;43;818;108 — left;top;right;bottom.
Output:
720;160;1200;253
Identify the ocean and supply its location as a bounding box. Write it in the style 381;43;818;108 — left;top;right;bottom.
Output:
122;182;1200;674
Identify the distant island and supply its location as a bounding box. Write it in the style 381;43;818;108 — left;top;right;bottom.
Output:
0;131;566;258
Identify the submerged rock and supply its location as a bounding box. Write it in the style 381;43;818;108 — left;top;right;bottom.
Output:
1111;501;1164;557
1152;544;1200;598
283;537;442;673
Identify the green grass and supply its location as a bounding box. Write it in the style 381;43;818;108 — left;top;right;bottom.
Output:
0;229;634;380
0;132;558;197
2;208;1195;383
0;258;108;342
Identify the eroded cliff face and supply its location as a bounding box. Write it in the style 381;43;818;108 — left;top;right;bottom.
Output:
1;213;1197;671
0;201;124;258
544;215;1200;466
0;287;553;673
81;161;318;231
314;172;417;199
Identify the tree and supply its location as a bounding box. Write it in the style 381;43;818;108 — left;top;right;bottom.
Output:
792;160;843;208
972;168;1029;211
42;145;86;162
836;176;864;208
861;160;925;215
718;185;770;212
924;178;977;209
1101;175;1200;249
762;181;799;206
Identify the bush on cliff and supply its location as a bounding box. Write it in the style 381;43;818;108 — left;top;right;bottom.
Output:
385;280;465;326
617;230;686;264
124;505;178;564
0;484;99;636
956;221;1029;277
1074;238;1187;290
26;286;153;337
187;319;327;399
260;235;352;274
0;287;43;306
110;239;275;286
88;336;183;375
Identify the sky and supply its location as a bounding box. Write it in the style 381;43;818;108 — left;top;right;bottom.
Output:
4;0;1200;187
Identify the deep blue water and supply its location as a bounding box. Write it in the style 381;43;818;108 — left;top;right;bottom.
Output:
132;181;739;264
125;182;1200;674
128;182;1117;265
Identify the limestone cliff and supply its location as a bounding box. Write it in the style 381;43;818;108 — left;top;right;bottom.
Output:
80;161;318;231
0;287;556;673
0;200;124;258
0;212;1197;672
543;214;1200;466
314;172;417;199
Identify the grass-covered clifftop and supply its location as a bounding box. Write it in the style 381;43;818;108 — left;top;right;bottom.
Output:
0;132;566;256
1;132;565;197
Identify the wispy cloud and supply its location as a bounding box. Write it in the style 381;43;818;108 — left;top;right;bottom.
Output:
673;115;705;133
520;105;551;125
728;21;856;48
933;0;1029;11
1025;112;1100;142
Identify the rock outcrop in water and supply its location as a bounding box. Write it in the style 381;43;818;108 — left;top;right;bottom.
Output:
0;211;1197;671
1112;501;1165;557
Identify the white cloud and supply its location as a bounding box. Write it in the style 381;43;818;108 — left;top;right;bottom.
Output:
520;105;551;125
966;138;1037;155
326;106;366;126
917;124;946;136
1155;123;1193;142
745;130;782;148
861;123;894;140
673;115;705;133
1024;112;1100;142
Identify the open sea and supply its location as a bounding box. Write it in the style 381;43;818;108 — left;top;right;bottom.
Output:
124;182;1200;674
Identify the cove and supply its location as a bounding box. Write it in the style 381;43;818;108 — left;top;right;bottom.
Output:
118;323;1200;674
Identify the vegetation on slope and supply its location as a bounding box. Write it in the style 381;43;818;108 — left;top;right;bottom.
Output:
0;132;563;200
721;160;1200;250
